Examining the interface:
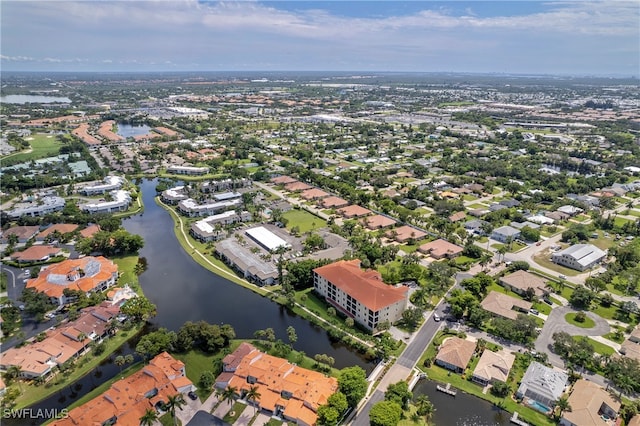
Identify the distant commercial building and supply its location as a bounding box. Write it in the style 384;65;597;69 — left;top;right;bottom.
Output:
552;244;606;271
245;226;291;253
166;165;209;175
313;260;408;332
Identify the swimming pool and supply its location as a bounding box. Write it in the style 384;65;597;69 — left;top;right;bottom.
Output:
527;399;551;413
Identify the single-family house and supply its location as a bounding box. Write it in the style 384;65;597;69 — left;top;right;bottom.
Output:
418;239;464;259
387;226;427;243
491;226;521;243
516;362;568;408
499;270;548;298
472;349;515;386
480;291;532;320
337;205;371;219
363;214;397;230
559;379;620;426
435;337;476;373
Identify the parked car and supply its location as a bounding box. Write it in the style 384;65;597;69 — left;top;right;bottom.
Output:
530;308;539;315
433;314;441;322
188;391;198;401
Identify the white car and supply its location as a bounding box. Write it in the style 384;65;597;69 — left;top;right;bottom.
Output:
433;314;441;322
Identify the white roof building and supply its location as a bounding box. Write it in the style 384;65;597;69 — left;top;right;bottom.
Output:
80;176;125;195
245;226;291;253
552;244;606;272
516;362;568;408
81;190;132;214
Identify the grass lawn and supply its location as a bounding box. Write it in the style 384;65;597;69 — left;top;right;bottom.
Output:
627;209;640;217
223;401;248;423
2;133;63;163
282;208;327;233
572;336;615;356
420;365;554;426
532;253;580;277
565;312;596;328
532;301;552;316
590;237;615;251
160;412;182;426
614;216;633;228
453;255;475;266
549;296;562;306
173;344;243;400
467;203;488;209
399;244;420;254
604;331;625;344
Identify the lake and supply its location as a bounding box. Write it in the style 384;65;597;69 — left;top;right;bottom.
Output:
0;95;72;104
116;123;152;138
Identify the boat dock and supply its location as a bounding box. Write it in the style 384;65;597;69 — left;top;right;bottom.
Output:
510;412;529;426
435;383;457;396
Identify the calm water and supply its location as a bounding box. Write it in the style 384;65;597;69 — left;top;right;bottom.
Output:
10;178;371;424
0;95;72;104
116;123;152;138
413;379;511;426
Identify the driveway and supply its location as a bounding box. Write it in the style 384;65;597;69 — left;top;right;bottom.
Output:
535;305;610;368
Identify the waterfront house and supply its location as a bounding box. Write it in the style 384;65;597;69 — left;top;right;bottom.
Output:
560;379;620;426
0;225;40;243
434;336;476;373
516;362;568;408
471;349;515;386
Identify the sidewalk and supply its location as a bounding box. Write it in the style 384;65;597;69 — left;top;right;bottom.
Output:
176;392;220;425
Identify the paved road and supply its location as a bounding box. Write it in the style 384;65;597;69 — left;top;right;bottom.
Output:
351;295;454;425
535;305;610;368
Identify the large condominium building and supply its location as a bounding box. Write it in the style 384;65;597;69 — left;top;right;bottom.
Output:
215;343;338;426
81;190;132;214
7;196;65;219
26;256;118;306
313;260;408;333
80;175;125;195
166;165;209;175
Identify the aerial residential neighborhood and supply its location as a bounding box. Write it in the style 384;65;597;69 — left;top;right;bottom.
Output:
1;2;639;424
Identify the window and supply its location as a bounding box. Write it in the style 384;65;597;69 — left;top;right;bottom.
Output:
281;390;293;400
247;375;257;384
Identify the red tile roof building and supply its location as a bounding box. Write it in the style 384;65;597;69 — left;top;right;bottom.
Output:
387;225;428;243
52;352;193;426
26;256;118;306
363;214;397;230
215;343;338;426
313;260;408;332
337;205;371;219
418;239;464;259
36;223;79;240
319;196;349;209
10;245;62;263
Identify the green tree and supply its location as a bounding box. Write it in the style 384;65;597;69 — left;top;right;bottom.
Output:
569;287;595;309
199;370;215;389
385;380;412;409
490;380;510;397
555;395;572;419
338;366;368;407
164;393;186;426
135;328;176;361
245;385;261;414
139;408;159;426
369;400;402;426
221;385;237;407
286;326;297;344
120;296;157;322
317;405;340;426
414;394;435;419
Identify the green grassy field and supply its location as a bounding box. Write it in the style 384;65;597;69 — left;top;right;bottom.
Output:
532;253;580;276
572;336;615;356
564;312;596;328
2;133;63;162
282;208;326;233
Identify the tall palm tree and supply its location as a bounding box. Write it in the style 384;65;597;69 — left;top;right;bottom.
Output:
139;408;158;426
555;395;571;419
165;393;186;426
221;385;237;408
415;394;435;420
245;385;261;415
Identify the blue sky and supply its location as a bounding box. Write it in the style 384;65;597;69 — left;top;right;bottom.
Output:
1;1;638;75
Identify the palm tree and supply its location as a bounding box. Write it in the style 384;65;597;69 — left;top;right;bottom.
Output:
555;395;571;419
114;355;125;373
415;394;435;420
139;408;158;426
221;385;237;409
245;385;261;415
165;393;186;426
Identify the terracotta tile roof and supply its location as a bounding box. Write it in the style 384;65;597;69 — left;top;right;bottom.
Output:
37;224;79;239
300;188;330;200
314;260;408;312
418;239;463;258
284;181;312;192
337;205;371;218
435;337;476;371
480;291;532;320
26;256;118;299
320;196;349;208
52;352;192;426
449;211;467;222
10;245;62;262
363;214;397;229
79;224;101;238
216;343;337;425
500;270;548;297
562;379;620;426
388;225;427;243
270;175;297;185
222;342;256;370
629;415;640;426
